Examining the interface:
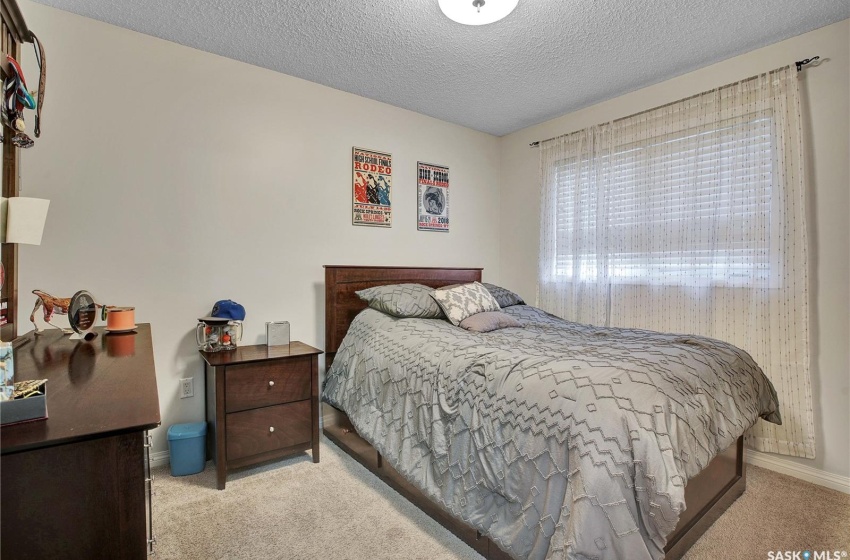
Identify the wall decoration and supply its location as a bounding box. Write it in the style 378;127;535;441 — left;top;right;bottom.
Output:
29;289;73;334
417;162;449;232
352;147;392;227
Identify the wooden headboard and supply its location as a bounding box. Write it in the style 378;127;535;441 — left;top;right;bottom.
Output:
324;265;482;362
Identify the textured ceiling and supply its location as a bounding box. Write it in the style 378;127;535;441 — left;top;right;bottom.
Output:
33;0;849;136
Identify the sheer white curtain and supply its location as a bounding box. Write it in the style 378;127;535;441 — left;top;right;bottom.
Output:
538;66;814;458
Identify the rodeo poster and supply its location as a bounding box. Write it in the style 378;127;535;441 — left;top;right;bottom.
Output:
417;162;449;232
352;147;392;227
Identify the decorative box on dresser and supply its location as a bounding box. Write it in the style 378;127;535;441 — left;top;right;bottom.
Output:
0;325;161;559
201;342;322;490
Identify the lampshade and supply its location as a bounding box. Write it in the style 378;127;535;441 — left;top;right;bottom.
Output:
438;0;519;25
1;197;50;245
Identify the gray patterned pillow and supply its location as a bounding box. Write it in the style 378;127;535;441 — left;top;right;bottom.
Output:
459;311;522;333
431;282;501;326
356;284;445;319
481;283;525;308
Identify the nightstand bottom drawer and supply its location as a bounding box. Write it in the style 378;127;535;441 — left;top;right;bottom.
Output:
226;401;311;462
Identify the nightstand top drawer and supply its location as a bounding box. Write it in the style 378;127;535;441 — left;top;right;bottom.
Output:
201;342;322;367
226;357;311;413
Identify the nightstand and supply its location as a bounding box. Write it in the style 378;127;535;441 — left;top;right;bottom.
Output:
201;342;322;490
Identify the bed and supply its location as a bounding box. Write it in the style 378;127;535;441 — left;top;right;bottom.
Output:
321;265;780;560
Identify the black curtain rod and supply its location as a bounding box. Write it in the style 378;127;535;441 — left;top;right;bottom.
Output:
795;56;820;72
529;55;821;148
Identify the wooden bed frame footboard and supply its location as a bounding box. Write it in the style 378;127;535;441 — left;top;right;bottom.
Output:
322;265;746;560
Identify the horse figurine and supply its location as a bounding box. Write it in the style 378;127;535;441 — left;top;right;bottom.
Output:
30;290;74;334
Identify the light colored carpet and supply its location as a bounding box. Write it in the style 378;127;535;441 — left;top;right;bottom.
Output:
153;437;850;559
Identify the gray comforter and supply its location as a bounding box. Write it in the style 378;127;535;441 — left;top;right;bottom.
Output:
322;305;780;560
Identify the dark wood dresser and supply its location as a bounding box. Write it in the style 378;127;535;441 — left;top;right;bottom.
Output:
201;342;322;490
0;324;161;559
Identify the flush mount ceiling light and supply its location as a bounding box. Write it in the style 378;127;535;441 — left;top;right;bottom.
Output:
439;0;519;25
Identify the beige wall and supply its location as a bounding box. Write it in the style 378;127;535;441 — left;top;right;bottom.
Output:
499;20;850;479
16;1;502;454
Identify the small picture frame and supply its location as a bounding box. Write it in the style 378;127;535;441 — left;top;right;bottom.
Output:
266;321;290;347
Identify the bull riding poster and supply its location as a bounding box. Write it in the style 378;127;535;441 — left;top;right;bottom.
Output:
352;147;392;227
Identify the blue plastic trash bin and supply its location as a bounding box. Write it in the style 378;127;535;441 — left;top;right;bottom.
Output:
167;422;207;476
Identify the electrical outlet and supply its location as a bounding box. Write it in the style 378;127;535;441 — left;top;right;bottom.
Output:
180;378;194;399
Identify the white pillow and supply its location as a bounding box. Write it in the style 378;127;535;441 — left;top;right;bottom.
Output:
431;282;501;326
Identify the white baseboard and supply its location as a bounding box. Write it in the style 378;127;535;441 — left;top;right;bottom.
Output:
150;450;170;469
745;449;850;494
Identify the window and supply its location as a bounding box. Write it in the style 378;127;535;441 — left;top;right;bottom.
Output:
551;112;775;287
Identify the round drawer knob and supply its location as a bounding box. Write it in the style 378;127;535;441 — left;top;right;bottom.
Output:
268;380;275;387
269;426;275;433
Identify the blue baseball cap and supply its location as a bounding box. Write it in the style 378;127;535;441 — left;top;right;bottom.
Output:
210;300;246;321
